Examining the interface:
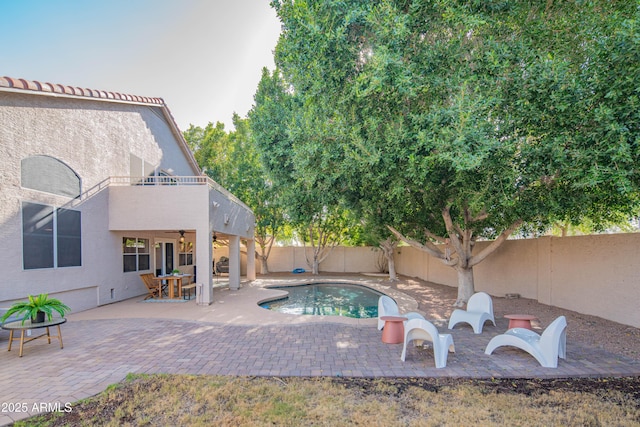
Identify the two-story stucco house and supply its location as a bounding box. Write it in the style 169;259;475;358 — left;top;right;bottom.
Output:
0;76;255;313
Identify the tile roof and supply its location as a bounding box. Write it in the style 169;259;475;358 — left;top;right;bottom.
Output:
0;76;165;106
0;75;201;173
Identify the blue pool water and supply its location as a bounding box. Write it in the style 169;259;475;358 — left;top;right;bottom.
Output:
260;283;384;318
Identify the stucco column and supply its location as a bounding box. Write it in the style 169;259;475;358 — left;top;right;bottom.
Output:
197;229;214;305
246;238;256;280
229;235;241;290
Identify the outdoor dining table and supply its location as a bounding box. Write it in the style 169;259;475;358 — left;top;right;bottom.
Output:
158;274;193;299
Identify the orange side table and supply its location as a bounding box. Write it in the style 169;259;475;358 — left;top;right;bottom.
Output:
504;314;537;330
380;316;407;344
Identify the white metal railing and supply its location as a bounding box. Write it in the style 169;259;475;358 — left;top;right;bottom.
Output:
65;176;251;212
109;176;252;211
109;175;208;186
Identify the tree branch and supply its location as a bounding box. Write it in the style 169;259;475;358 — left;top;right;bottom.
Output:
387;225;458;266
471;211;489;222
264;235;275;259
463;203;472;225
441;206;466;265
469;220;523;267
424;229;447;244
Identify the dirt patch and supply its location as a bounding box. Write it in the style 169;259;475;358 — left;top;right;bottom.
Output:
386;276;640;361
333;376;640;401
19;376;640;427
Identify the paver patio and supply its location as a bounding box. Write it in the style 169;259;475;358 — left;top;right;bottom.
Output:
0;274;638;425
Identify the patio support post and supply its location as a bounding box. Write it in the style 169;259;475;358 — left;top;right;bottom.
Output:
197;229;214;305
246;238;256;280
229;235;241;290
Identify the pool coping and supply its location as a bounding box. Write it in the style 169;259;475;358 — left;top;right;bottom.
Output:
257;277;419;321
67;274;422;328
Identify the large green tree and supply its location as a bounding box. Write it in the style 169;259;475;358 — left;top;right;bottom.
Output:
270;0;640;305
250;67;359;274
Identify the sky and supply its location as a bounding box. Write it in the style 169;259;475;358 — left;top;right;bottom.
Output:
0;0;282;131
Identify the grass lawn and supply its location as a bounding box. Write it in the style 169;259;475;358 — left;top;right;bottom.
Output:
16;374;640;426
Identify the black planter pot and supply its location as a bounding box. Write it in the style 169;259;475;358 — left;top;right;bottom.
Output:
31;311;45;323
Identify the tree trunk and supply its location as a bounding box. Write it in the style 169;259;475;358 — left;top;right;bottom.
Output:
388;214;522;307
312;258;319;275
379;238;398;281
259;256;269;274
387;257;397;281
255;234;275;276
455;266;475;307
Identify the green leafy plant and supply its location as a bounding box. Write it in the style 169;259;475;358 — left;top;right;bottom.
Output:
1;293;71;324
172;269;181;275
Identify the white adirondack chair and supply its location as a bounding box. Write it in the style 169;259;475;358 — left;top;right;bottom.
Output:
448;291;496;334
377;295;425;330
401;318;455;369
485;316;567;368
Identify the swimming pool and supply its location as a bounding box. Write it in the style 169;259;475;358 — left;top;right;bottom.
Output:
260;283;384;318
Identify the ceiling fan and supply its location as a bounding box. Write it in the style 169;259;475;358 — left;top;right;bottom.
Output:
164;230;194;243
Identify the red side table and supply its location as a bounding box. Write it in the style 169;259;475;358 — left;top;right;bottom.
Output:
380;316;407;344
504;314;537;330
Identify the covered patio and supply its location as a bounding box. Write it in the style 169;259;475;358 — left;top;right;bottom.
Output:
107;175;256;304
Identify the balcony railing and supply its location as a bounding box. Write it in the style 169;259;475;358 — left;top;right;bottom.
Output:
110;175;208;186
70;175;251;212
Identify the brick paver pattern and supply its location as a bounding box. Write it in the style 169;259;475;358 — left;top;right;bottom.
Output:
0;315;638;424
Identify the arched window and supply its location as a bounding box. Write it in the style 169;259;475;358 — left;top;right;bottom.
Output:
21;155;81;198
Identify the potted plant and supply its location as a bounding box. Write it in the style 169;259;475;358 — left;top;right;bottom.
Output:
0;293;71;324
172;269;181;276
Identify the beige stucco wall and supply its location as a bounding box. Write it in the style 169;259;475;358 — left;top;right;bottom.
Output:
265;246;379;274
545;234;640;327
0;91;202;312
208;185;255;240
265;234;640;328
109;185;210;232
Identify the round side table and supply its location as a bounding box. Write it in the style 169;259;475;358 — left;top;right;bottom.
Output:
380;316;407;344
504;314;537;330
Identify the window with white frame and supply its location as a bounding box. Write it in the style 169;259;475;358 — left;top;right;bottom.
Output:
123;238;150;272
22;202;82;270
178;241;193;266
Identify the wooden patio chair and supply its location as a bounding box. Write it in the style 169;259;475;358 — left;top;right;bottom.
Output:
139;273;166;300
